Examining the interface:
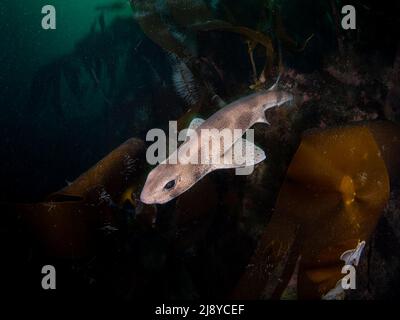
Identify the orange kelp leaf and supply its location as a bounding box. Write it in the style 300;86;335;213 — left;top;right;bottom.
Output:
233;121;399;300
297;240;357;299
278;124;390;299
49;138;145;202
130;0;193;60
17;138;153;258
51;137;156;227
17;201;96;258
281;125;390;246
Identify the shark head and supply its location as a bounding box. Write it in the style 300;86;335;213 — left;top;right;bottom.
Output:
140;163;205;205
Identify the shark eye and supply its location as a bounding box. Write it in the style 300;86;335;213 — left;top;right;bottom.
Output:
164;179;176;190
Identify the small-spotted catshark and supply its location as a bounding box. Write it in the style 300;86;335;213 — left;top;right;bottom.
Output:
140;90;293;204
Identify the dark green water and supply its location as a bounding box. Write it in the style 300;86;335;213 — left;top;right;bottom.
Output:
0;1;136;201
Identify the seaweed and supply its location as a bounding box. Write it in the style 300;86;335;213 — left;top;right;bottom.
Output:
27;14;146;120
234;122;400;299
170;54;201;106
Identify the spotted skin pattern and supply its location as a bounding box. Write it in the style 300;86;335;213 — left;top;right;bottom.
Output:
141;90;293;205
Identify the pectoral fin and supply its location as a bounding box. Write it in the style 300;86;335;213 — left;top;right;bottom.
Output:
256;113;270;125
213;138;266;169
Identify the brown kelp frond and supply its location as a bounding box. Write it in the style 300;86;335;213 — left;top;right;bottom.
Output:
130;0;195;60
165;0;214;28
131;1;307;98
130;0;240;105
27;16;144;118
170;54;201;106
18;138;156;258
50;138;146;201
234;122;400;299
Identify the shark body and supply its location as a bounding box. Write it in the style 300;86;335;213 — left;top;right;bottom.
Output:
140;90;293;204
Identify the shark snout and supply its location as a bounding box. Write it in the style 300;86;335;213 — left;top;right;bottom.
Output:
140;186;170;205
139;192;151;205
140;186;159;205
140;193;170;205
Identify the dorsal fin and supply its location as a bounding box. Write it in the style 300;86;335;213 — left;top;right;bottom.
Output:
188;117;205;131
183;117;205;141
